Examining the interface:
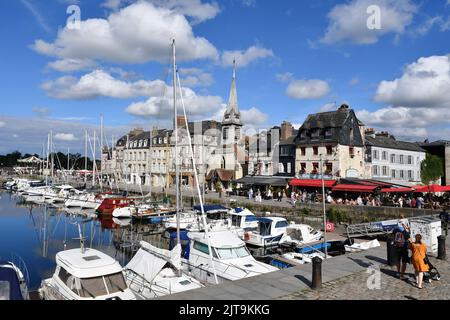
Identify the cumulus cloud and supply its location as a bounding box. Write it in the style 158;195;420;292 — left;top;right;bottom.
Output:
375;55;450;109
125;87;223;119
47;58;96;73
320;102;337;112
54;133;78;141
221;46;274;67
286;79;331;100
179;68;214;87
41;70;166;100
241;107;268;125
276;72;294;83
32;1;218;65
321;0;417;45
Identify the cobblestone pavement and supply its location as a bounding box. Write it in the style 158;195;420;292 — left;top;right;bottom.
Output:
279;255;450;300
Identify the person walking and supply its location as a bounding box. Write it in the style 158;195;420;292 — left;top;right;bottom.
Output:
408;234;429;289
392;220;411;279
248;188;253;200
291;191;297;207
277;190;282;202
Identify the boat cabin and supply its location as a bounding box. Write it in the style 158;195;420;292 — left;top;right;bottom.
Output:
97;198;133;214
228;208;258;232
44;248;135;300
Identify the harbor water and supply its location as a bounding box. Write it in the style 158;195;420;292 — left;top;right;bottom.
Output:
0;191;166;290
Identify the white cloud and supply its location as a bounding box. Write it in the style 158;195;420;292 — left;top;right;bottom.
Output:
286;79;331;100
0;121;5;128
221;46;274;67
147;0;220;24
125;87;223;119
241;107;268;125
101;0;129;10
41;70;166;100
47;58;96;72
33;1;218;65
276;72;294;83
54;133;78;141
375;55;450;108
179;68;214;87
321;0;417;44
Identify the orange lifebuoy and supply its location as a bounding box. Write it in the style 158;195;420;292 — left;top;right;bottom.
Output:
326;222;335;232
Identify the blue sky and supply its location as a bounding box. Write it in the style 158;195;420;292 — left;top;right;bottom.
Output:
1;0;450;154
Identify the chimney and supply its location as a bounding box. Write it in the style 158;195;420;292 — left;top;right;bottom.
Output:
376;131;389;138
129;128;144;138
338;104;350;112
281;121;294;140
151;126;159;137
177;115;187;128
365;128;376;138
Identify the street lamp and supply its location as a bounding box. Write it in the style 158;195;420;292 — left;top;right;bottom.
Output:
320;154;328;258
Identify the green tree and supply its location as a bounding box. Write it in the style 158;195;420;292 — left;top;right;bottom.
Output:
421;154;444;186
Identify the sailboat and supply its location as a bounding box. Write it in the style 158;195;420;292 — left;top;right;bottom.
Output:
122;40;204;298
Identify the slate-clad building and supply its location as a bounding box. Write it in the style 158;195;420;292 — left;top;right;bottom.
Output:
365;130;426;185
294;104;368;179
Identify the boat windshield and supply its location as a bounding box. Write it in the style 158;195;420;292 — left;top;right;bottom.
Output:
78;272;127;298
215;246;251;260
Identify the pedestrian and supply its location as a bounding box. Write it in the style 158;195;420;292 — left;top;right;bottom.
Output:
357;195;363;206
417;196;423;209
411;197;416;208
291;191;297;207
277;190;282;202
392;219;411;279
408;234;429;289
248;188;253;200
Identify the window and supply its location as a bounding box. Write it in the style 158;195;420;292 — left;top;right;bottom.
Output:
400;170;404;179
408;156;413;165
215;246;250;260
301;147;306;156
326;146;333;155
300;163;306;172
382;151;388;160
193;241;209;255
311;129;320;139
138;140;143;148
143;140;148;147
223;128;229;140
399;155;404;164
275;220;289;228
104;273;128;294
349;146;355;157
279;163;284;173
373;150;379;160
326;163;333;173
313;146;319;156
372;166;378;176
324;128;332;138
390;154;395;163
408;170;413;180
391;170;396;178
299;130;306;140
312;162;319;172
78;276;109;298
382;166;388;176
287;162;292;174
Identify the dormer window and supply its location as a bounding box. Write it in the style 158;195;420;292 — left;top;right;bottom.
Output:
299;130;306;140
311;129;320;138
325;128;332;138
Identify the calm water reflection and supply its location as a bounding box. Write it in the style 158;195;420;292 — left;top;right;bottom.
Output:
0;191;166;290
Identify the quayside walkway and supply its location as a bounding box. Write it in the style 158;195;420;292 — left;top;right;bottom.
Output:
160;239;450;300
159;244;389;300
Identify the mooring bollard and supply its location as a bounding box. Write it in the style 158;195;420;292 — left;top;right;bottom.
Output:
311;256;322;290
438;235;446;260
386;235;397;266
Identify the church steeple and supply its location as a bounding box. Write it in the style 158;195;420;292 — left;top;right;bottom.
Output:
223;59;242;126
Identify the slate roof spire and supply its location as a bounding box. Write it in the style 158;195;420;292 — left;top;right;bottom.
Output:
223;59;242;126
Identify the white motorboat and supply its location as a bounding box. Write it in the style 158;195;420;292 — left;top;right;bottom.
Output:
182;229;278;285
244;217;323;248
65;193;102;210
124;241;203;299
164;210;198;230
39;248;136;300
0;257;30;300
112;206;136;219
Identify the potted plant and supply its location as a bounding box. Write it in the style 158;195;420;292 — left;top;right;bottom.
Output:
215;182;223;198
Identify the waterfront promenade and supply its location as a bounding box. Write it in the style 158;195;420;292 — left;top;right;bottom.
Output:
160;240;449;300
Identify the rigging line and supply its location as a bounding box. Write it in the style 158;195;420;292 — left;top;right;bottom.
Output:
176;70;218;284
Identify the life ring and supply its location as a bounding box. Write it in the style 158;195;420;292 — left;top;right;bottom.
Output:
326;222;335;232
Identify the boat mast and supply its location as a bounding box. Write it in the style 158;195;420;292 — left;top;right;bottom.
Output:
50;130;54;182
84;130;88;185
173;39;181;260
46;133;50;186
100;114;104;190
93;130;96;188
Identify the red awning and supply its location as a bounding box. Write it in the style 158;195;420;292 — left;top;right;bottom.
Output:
332;184;378;192
413;185;450;193
289;179;336;188
381;187;415;193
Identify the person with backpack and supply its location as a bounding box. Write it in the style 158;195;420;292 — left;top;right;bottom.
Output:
392;219;411;279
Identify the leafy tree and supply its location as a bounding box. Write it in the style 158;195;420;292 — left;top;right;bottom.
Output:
421;153;444;186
